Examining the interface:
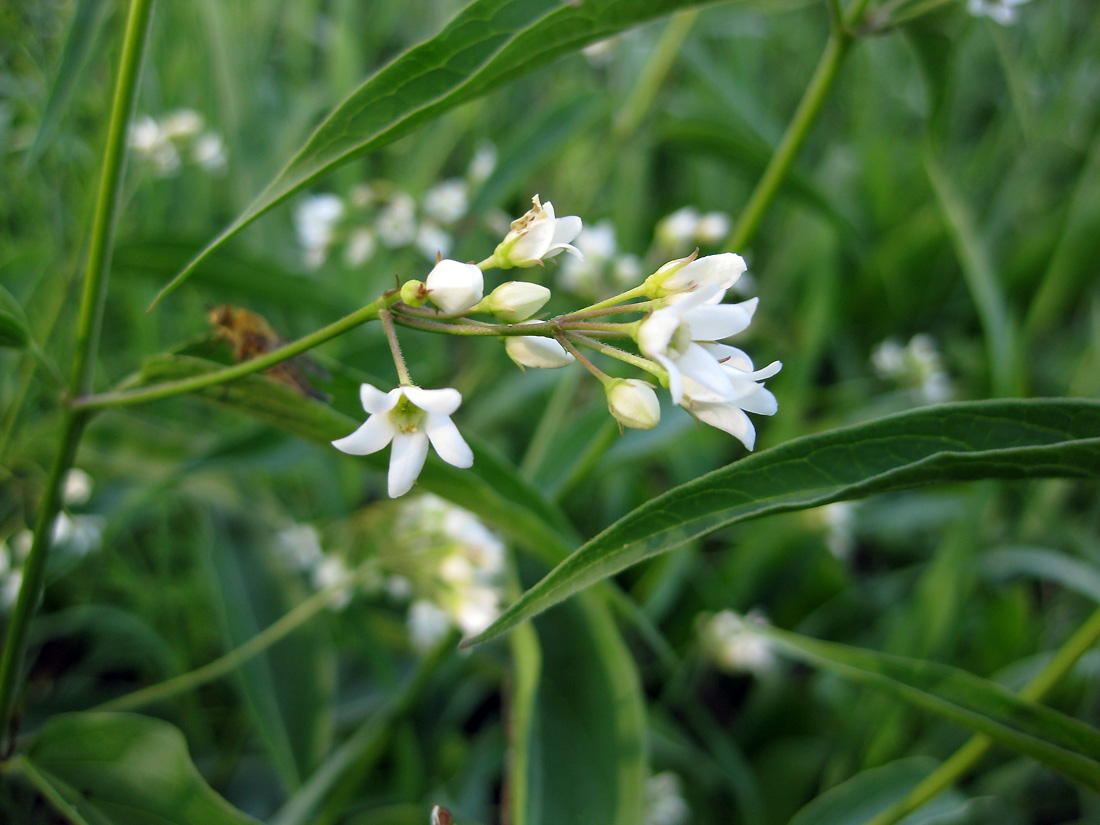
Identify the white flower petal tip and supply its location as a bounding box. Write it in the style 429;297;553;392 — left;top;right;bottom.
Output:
333;384;473;497
425;259;484;314
491;195;583;268
647;252;747;297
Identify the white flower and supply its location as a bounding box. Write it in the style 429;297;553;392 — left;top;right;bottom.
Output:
192;132;227;173
645;772;690;825
312;555;353;610
606;379;661;430
409;600;452;651
425;259;483;314
696;211;731;245
491;195;582;268
467;142;498;185
680;343;781;451
612;254;642;288
1;569;23;612
129;116;163;154
967;0;1029;24
376;192;418;247
872;334;952;404
504;329;575;369
159;108;204;141
656;207;700;250
276;524;324;570
62;468;94;507
294;194;345;266
332;384;473;498
559;220;617;295
637;285;759;405
701;609;776;675
646;252;747;298
344;227;377;267
415;221;453;260
423;179;469;225
485;281;551;322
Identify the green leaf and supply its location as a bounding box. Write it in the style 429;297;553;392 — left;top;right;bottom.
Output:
0;284;30;349
466;399;1100;646
149;0;729;308
17;712;260;825
757;625;1100;794
788;757;967;825
980;547;1100;603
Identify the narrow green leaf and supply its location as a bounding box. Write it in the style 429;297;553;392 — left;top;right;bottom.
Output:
149;0;728;308
788;757;967;825
980;547;1100;603
0;285;30;349
466;399;1100;646
758;626;1100;794
20;712;260;825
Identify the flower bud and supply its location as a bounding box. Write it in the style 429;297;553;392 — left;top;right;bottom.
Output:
485;281;551;322
400;279;428;307
606;379;661;430
425;259;484;314
645;252;746;298
504;331;575;370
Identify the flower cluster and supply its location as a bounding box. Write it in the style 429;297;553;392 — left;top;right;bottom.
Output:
128;109;226;178
293;144;499;269
656;206;732;252
967;0;1030;25
700;609;777;676
872;333;952;404
330;191;780;496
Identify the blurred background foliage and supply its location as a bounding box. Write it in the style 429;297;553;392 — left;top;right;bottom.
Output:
2;0;1099;823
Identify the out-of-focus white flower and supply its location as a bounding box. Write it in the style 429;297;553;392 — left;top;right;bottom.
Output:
66;515;105;557
159;108;204;141
425;259;484;314
0;543;10;577
696;211;731;245
679;343;781;451
423;179;469;225
277;524;324;570
504;329;575;370
12;531;32;563
490;195;582;269
701;609;776;675
467;143;498;185
385;575;413;599
819;501;856;561
637;285;759;405
62;469;94;507
657;207;701;250
559;220;616;295
416;221;453;260
333;384;473;498
612;254;642;288
349;183;376;208
192;132;227;173
872;334;953;403
645;772;691;825
294;194;345;268
485;281;551;322
376;192;418;247
967;0;1029;24
312;555;353;610
344;227;377;267
645;252;747;298
1;569;23;612
409;599;453;651
606;379;661;431
582;36;620;66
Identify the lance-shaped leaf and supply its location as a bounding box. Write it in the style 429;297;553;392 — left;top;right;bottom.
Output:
466;399;1100;646
150;0;728;308
756;625;1100;794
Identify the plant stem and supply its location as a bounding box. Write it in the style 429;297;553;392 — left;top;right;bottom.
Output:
379;309;412;385
863;604;1100;825
577;285;650;314
0;0;156;751
74;292;401;411
724;0;875;253
570;333;665;378
94;559;383;714
557;332;611;383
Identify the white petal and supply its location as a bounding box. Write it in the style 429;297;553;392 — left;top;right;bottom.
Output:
737;386;778;416
404;386;462;415
665;253;746;292
677;343;735;398
747;360;782;381
691;401;756;450
510;220;555;262
505;335;575;369
388;431;430;497
426;413;474;468
360;383;400;415
637;308;680;358
332;415;395;455
686;297;757;341
551;214;582;248
700;343;754;372
654;353;683;405
666;283;723;312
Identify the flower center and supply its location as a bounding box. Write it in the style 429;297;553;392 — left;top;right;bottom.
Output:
669;319;693;359
390;395;426;434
